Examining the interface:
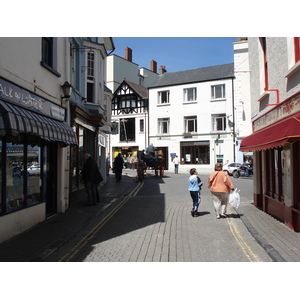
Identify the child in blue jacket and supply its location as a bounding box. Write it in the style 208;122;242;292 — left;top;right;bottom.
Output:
188;168;203;217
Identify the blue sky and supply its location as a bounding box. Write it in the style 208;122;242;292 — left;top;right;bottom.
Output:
112;37;237;72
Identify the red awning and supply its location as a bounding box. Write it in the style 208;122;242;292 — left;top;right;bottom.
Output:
240;112;300;151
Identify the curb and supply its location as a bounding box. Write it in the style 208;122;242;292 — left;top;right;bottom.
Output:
237;210;286;262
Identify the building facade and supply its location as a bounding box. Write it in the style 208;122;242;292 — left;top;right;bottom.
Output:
148;64;236;173
0;37;78;242
0;37;113;243
68;38;114;193
106;47;159;159
240;37;300;231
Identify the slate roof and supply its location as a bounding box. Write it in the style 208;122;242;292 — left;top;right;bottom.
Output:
123;80;148;99
148;63;235;88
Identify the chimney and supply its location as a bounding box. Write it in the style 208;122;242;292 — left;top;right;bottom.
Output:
159;65;167;75
150;60;157;73
124;47;132;62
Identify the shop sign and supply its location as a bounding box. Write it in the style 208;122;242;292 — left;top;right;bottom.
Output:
254;93;300;131
0;77;66;121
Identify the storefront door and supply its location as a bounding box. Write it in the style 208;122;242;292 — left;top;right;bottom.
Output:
46;143;57;216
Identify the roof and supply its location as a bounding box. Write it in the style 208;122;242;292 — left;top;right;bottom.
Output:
148;63;235;88
123;80;148;99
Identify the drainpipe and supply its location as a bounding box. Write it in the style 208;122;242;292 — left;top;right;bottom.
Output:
232;78;236;162
266;89;280;106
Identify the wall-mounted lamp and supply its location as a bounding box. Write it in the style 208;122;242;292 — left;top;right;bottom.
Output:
61;81;72;99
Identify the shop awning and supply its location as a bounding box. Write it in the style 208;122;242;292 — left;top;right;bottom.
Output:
240;112;300;151
0;100;78;145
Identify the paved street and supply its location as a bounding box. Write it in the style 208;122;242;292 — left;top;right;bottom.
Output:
45;170;271;262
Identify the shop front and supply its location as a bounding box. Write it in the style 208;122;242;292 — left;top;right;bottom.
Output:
240;92;300;231
0;77;77;242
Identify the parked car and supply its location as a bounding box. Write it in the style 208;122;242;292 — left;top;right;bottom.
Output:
27;164;40;176
222;162;242;175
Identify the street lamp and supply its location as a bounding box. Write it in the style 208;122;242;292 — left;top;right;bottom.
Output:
61;81;72;99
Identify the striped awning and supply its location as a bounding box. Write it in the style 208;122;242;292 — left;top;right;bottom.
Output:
0;100;78;145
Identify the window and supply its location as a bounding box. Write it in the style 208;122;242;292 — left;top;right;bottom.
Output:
1;139;42;214
184;116;197;133
294;37;300;63
158;91;170;104
259;37;269;90
184;88;197;101
158;118;170;134
120;118;135;142
266;148;283;201
42;37;53;66
87;52;95;80
181;141;210;164
212;114;226;131
140;119;144;132
211;84;225;100
41;37;60;76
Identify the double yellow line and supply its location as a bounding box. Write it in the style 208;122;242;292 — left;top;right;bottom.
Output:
59;181;144;262
227;217;260;262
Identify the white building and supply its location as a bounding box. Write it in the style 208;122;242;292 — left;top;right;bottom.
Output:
148;63;236;174
106;47;159;93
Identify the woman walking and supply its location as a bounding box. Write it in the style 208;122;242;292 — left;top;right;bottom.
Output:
208;163;234;219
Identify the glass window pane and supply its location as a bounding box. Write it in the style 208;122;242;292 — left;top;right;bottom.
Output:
27;146;41;205
6;143;25;211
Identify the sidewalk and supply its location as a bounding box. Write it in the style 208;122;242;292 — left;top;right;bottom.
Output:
0;170;300;262
0;169;138;262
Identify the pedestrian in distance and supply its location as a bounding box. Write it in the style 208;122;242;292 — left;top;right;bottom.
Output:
173;155;180;174
106;153;111;175
114;153;124;183
188;168;203;217
81;153;103;206
207;163;234;219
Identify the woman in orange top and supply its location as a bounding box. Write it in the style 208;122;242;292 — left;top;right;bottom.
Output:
208;163;234;219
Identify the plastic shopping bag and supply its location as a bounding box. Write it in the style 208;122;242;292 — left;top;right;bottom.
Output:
229;188;240;209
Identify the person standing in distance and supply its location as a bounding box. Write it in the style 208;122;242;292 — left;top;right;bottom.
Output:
81;153;103;206
207;163;234;219
173;155;180;174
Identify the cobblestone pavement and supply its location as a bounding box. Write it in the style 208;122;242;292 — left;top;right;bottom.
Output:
1;169;300;263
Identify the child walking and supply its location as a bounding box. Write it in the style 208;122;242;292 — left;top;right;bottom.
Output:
188;168;203;217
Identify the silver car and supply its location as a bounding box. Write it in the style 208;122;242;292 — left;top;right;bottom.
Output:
222;162;242;175
27;164;40;176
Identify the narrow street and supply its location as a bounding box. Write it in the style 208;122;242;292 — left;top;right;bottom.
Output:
45;170;271;262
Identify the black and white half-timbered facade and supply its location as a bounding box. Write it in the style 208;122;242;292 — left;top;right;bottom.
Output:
110;80;148;161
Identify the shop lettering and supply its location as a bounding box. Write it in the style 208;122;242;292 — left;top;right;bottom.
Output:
0;83;13;98
22;94;43;110
282;102;294;114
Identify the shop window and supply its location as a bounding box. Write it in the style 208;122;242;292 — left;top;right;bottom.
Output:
3;141;41;213
181;142;210;164
266;148;283;201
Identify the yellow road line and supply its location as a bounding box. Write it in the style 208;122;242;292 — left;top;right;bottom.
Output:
227;218;260;262
59;182;144;262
